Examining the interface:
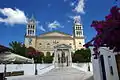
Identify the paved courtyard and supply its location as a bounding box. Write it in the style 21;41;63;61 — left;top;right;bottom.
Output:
7;67;94;80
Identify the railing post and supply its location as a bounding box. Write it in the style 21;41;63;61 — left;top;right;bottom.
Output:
35;63;37;75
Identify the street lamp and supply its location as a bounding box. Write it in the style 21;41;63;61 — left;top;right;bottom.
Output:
34;59;37;75
3;62;7;80
88;62;90;71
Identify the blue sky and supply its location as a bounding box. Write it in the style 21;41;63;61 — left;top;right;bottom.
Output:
0;0;118;47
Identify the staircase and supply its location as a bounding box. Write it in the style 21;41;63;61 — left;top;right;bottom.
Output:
7;66;94;80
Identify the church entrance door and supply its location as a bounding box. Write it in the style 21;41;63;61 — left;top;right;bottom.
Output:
54;44;72;67
58;50;69;67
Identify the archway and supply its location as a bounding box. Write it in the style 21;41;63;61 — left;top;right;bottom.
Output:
54;44;72;67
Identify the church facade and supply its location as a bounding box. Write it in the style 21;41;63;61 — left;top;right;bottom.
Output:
24;16;85;56
24;16;85;67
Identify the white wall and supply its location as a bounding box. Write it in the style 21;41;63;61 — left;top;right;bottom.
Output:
37;64;54;75
72;63;93;73
90;47;119;80
0;64;54;76
99;47;119;80
90;47;103;80
0;65;4;73
23;64;35;75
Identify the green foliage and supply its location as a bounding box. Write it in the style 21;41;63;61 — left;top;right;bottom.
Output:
9;41;45;63
46;52;50;56
9;41;27;57
72;53;85;63
43;52;53;63
35;52;44;63
43;56;53;63
72;48;91;63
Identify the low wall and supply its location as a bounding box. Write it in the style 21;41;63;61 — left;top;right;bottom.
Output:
0;64;54;76
72;63;93;73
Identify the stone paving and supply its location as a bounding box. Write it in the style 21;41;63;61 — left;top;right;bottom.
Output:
7;67;94;80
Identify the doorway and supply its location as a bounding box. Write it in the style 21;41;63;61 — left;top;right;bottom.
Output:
54;44;72;67
58;51;69;67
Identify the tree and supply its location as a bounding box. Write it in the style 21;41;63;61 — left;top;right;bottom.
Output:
9;41;27;57
72;48;91;63
27;47;44;63
72;53;84;63
26;47;36;58
80;48;91;62
9;41;44;63
43;52;53;63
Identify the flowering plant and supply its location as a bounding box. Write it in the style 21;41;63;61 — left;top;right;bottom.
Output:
84;6;120;59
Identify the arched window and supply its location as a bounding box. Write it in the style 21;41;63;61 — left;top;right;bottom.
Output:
76;31;80;35
32;30;34;34
28;25;30;28
79;42;81;44
28;30;30;34
31;25;34;29
52;53;54;57
47;43;50;45
80;27;81;29
46;52;51;56
39;43;42;45
30;30;32;34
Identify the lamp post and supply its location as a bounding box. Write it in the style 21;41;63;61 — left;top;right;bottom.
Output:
34;59;37;75
88;62;90;71
3;62;7;80
87;57;90;71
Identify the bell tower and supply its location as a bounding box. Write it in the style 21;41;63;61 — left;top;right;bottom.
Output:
73;17;85;50
26;15;36;36
73;17;83;37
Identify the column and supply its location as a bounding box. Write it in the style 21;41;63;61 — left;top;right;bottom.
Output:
69;49;72;66
59;50;62;67
54;49;58;67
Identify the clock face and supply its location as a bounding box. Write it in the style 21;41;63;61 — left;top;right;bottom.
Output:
28;38;32;45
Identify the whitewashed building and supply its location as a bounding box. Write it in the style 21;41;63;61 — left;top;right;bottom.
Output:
90;47;120;80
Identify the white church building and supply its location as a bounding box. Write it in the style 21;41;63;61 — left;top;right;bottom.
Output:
24;16;85;67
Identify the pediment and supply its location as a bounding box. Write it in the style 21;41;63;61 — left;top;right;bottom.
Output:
39;31;72;37
54;44;71;49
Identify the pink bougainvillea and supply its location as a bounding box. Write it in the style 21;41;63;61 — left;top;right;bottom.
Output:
27;47;43;57
84;6;120;59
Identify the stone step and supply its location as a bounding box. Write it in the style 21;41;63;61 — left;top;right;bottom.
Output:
7;67;94;80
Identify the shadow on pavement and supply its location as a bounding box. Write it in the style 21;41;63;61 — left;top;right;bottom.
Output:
86;76;94;80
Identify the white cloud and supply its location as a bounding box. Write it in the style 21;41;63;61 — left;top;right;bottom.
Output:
70;0;77;7
0;8;27;25
67;20;71;23
48;21;63;30
64;0;68;2
70;2;75;7
69;15;81;23
38;25;46;32
74;0;85;14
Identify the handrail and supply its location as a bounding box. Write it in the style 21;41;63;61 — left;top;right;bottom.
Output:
38;64;54;70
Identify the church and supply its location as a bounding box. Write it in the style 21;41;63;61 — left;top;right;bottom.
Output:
24;16;85;67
